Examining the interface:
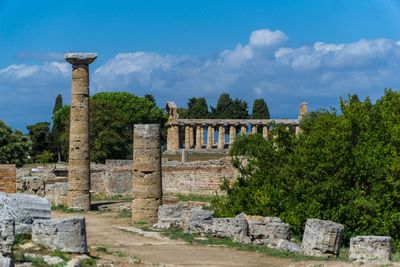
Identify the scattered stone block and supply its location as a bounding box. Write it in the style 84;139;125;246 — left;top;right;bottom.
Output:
44;182;68;206
0;257;13;267
17;176;45;197
212;218;250;243
349;236;391;263
0;164;16;193
32;217;87;254
0;193;51;234
301;218;344;257
0;220;14;257
154;204;183;229
182;207;214;234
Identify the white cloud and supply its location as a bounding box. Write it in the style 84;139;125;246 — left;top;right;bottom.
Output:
1;28;400;130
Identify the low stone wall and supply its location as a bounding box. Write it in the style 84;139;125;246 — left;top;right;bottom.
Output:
16;158;237;205
0;164;16;193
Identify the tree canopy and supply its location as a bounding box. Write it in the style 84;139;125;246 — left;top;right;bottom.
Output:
0;120;30;167
251;98;270;119
210;93;249;119
212;89;400;248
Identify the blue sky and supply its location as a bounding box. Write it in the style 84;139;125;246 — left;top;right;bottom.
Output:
1;0;400;130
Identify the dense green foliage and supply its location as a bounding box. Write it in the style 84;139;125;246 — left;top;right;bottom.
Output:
52;94;63;162
53;92;166;163
187;97;209;118
210;93;249;119
252;99;270;119
212;90;400;248
26;122;53;161
0;120;31;167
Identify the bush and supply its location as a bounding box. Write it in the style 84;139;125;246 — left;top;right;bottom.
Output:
212;90;400;249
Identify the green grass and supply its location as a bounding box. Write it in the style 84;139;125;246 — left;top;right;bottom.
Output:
51;249;69;261
13;233;31;246
118;210;132;218
81;258;97;267
51;204;78;213
95;245;108;253
114;250;128;257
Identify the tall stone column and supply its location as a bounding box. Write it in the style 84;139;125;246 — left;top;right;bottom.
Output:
65;53;97;211
172;125;180;150
262;126;269;139
195;126;202;150
206;126;213;149
241;125;247;135
184;125;190;149
200;127;204;146
211;126;215;146
251;125;257;134
218;126;225;149
296;102;308;135
166;126;173;151
189;126;194;148
229;126;236;147
132;124;162;224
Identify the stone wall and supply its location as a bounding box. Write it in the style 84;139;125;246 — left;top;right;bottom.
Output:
0;164;16;193
16;157;237;204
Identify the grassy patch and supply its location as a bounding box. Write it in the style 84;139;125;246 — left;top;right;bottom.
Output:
114;250;128;257
392;251;400;262
118;210;132;218
95;245;108;253
81;258;97;267
13;233;31;246
51;249;69;261
51;204;77;213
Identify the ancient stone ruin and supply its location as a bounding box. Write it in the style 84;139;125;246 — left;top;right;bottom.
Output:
65;52;97;211
349;236;392;263
132;124;162;224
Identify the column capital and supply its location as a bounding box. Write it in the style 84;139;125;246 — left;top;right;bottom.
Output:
65;53;97;65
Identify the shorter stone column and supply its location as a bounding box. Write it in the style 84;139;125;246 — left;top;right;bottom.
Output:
211;126;215;146
189;126;194;148
181;149;188;162
132;124;162;224
195;126;202;150
206;126;213;149
262;126;269;139
229;126;236;147
217;126;225;149
296;102;308;135
166;126;173;151
170;125;180;150
241;125;247;135
251;125;257;134
200;127;205;146
184;126;190;149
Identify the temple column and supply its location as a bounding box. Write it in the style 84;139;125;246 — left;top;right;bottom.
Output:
185;125;190;149
229;126;236;147
217;126;225;149
211;126;215;146
172;125;180;150
206;126;213;149
262;126;269;139
166;125;173;150
195;126;202;150
200;127;204;147
296;102;308;136
65;52;97;211
241;125;247;135
251;124;257;134
189;126;194;148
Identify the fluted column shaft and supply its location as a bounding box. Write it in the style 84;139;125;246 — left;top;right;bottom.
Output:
185;126;190;149
195;126;202;150
218;126;225;149
251;125;257;134
241;125;247;135
229;126;236;147
262;126;269;139
207;126;213;149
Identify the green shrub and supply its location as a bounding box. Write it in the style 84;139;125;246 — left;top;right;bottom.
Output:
212;90;400;249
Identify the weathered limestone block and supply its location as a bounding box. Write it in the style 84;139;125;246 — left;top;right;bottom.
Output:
0;257;13;267
32;217;87;253
0;164;16;193
0;193;50;234
132;124;162;224
44;182;68;206
276;239;300;253
301;219;344;257
212;218;251;243
154;204;183;229
181;207;213;234
349;236;391;263
17;176;45;197
0;220;14;257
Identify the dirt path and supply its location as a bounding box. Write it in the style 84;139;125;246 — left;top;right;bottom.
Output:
51;210;379;267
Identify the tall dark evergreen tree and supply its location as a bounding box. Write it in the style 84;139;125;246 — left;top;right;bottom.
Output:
252;99;270;119
210;93;249;119
52;94;63;162
187;97;209;118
